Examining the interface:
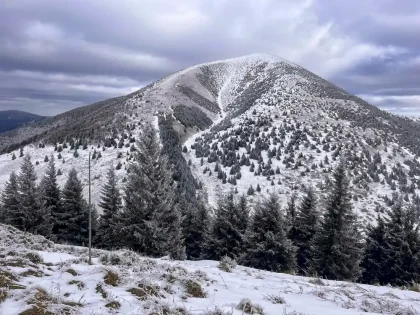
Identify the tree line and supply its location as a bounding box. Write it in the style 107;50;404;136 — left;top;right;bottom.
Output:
1;123;420;287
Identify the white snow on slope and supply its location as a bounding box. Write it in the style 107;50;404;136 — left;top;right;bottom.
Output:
0;224;419;315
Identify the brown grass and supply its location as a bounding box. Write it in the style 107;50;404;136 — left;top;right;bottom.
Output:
20;269;46;278
104;270;120;287
105;301;121;309
65;268;78;276
183;280;207;298
24;253;43;264
18;287;83;315
0;269;25;290
0;289;7;303
127;282;162;301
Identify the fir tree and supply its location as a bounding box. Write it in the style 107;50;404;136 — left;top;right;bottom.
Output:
182;197;210;260
59;168;90;245
381;202;420;286
94;166;122;249
38;155;60;238
290;188;319;274
247;185;255;196
17;155;45;234
0;172;21;227
360;214;387;284
120;124;185;259
286;193;297;236
204;193;249;260
312;162;363;281
242;193;296;273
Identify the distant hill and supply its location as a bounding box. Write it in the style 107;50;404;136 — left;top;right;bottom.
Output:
0;110;46;133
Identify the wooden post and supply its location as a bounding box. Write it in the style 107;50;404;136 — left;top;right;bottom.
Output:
88;151;92;265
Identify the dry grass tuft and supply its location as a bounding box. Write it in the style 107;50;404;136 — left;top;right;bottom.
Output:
218;256;237;273
183;280;207;298
264;293;286;304
0;269;25;290
24;252;43;264
104;269;120;287
127;284;163;301
408;282;420;292
105;300;121;309
20;269;46;278
65;268;78;276
308;278;326;286
236;298;264;315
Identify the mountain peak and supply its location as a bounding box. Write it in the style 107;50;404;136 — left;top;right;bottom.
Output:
198;52;298;69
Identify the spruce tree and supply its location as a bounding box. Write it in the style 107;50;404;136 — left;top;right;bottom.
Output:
17;155;45;234
60;168;89;245
290;188;319;275
286;193;297;238
204;193;249;260
360;214;387;284
182;197;210;260
39;155;60;238
242;193;296;273
286;194;297;223
94;166;122;249
381;202;420;286
312;162;363;281
0;172;21;227
121;124;185;259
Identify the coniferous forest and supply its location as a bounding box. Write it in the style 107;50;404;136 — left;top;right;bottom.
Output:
2;123;420;289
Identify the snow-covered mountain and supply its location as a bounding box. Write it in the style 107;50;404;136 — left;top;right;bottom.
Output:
2;53;420;225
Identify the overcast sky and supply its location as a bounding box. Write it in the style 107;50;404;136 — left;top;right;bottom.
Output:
0;0;419;116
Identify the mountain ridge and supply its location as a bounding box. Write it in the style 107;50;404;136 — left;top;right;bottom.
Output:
0;110;46;133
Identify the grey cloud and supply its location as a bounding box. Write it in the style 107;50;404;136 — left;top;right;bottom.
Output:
0;0;419;115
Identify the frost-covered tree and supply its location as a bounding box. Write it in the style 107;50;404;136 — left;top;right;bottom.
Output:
120;124;185;259
94;166;122;249
39;155;60;238
59;168;90;245
381;202;420;286
204;193;249;260
182;197;210;260
0;172;21;227
286;194;297;222
290;188;319;275
360;214;387;284
286;193;297;237
312;162;363;281
242;193;296;273
17;155;45;234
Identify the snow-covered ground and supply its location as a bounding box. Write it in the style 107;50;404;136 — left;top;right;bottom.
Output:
0;224;419;315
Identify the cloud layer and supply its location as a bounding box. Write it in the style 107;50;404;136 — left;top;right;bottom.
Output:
0;0;418;116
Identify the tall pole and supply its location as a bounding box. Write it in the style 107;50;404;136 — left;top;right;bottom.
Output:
88;151;92;265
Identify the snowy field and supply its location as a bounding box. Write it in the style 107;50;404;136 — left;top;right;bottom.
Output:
0;224;419;315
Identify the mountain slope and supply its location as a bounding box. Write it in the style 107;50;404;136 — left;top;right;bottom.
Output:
1;53;420;224
0;110;46;133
